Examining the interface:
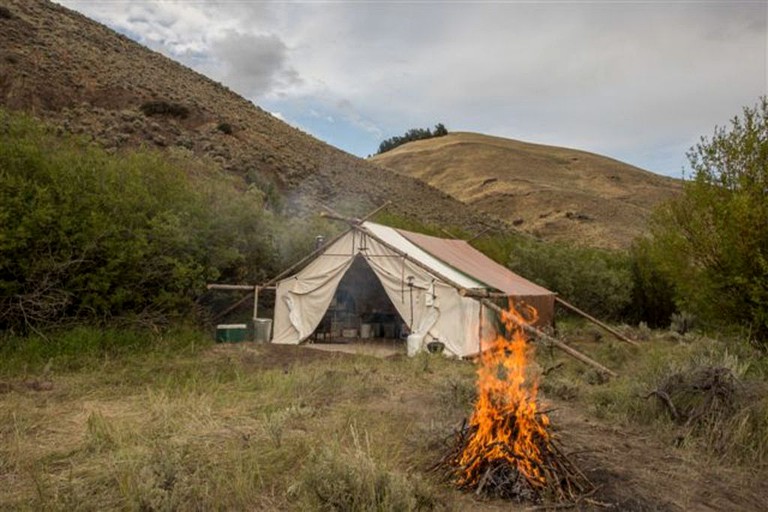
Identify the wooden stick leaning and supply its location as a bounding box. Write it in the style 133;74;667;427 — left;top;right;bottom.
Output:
555;297;639;347
207;284;257;291
477;298;618;378
212;286;267;322
213;202;392;322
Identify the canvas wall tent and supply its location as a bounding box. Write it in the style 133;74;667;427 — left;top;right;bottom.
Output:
271;222;555;358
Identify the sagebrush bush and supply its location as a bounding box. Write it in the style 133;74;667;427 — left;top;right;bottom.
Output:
291;438;436;511
583;336;768;467
217;121;233;135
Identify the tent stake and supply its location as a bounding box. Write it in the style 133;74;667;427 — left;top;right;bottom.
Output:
555;297;639;347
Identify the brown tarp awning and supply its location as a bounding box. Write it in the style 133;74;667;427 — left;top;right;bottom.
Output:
396;228;556;325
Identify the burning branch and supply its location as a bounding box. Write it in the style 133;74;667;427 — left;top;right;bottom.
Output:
436;302;593;504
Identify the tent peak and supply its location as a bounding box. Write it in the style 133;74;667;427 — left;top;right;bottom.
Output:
318;201;391;227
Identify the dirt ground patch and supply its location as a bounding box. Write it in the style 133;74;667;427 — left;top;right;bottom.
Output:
547;405;767;511
205;341;358;370
305;338;406;358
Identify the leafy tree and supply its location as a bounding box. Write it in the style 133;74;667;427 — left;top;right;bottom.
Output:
626;239;677;328
376;123;449;154
648;98;768;346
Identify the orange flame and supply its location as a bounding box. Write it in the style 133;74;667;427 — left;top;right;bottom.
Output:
458;301;551;488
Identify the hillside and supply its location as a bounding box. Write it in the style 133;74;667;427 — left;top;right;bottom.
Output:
370;133;682;248
0;0;493;232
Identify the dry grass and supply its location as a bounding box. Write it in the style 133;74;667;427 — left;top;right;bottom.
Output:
370;132;682;249
2;329;767;511
0;342;476;510
540;321;768;468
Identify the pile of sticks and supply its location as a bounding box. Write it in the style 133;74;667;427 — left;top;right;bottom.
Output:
435;417;593;503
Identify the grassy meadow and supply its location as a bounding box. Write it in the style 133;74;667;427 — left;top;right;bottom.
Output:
2;323;767;511
0;328;477;510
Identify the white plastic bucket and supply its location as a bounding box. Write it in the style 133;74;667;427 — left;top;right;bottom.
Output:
407;334;423;357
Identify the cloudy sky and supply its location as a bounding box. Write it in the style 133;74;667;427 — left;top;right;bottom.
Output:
57;1;767;177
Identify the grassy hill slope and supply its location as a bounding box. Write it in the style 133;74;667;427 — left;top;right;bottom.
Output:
371;132;682;248
0;0;493;232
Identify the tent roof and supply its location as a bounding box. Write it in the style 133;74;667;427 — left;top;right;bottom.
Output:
360;222;485;290
387;225;553;297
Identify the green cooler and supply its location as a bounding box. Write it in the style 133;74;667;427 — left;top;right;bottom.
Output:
216;324;248;343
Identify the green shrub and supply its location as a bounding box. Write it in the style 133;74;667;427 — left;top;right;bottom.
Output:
503;237;633;320
0;110;278;331
245;169;283;213
626;239;678;328
647;98;768;346
376;123;448;155
139;100;190;119
0;324;209;373
217;121;233;135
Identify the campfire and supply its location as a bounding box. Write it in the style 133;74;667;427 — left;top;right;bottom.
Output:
437;302;592;503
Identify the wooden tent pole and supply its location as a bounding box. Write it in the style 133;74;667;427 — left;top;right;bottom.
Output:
555;297;639;347
320;200;392;226
214;202;393;323
479;298;619;378
264;201;392;289
207;284;256;291
212;228;352;323
351;224;617;377
360;201;392;222
466;226;492;243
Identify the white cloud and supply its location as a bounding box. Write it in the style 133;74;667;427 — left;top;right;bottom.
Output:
210;31;300;98
56;0;767;176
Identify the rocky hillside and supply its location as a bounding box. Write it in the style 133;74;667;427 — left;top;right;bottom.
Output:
0;0;494;232
370;133;682;248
